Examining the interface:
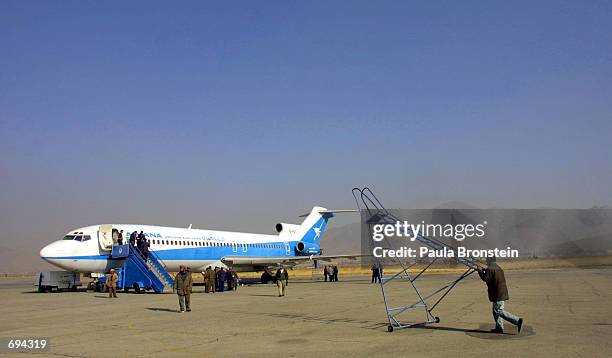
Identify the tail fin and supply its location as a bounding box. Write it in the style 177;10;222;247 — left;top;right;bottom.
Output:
295;206;335;244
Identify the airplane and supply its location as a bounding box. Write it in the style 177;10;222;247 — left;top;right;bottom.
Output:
39;206;359;280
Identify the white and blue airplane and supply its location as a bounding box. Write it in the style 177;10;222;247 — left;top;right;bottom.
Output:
39;207;358;277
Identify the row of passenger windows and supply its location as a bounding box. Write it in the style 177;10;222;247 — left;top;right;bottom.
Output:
149;239;284;249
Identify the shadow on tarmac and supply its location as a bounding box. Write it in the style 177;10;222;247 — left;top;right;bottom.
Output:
413;325;490;334
146;307;179;313
465;324;535;339
403;323;535;339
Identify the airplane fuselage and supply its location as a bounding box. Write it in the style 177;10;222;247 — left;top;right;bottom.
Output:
40;224;316;273
39;207;331;273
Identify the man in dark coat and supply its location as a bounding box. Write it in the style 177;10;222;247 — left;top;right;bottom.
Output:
117;230;124;245
217;268;226;292
129;231;137;246
213;266;219;292
136;231;145;253
371;264;380;283
141;238;150;260
478;257;523;333
230;269;239;291
227;269;237;290
326;265;334;282
275;266;288;297
173;265;193;312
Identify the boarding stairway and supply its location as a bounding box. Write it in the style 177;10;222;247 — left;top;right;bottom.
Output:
110;244;174;293
352;187;485;332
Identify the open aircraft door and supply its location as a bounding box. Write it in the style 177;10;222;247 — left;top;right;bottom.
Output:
98;224;115;251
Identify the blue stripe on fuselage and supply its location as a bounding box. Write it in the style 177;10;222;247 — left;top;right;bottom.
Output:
42;255;109;260
42;241;308;262
153;243;296;261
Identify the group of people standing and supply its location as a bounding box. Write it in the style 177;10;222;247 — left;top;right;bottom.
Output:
123;230;150;259
370;264;383;283
114;230;150;259
202;266;239;293
323;265;339;282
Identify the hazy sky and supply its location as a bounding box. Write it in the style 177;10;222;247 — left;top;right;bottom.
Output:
1;1;611;271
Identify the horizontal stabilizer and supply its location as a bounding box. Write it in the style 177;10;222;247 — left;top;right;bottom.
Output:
299;209;358;218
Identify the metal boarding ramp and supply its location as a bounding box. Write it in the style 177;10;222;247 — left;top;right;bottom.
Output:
352;187;485;332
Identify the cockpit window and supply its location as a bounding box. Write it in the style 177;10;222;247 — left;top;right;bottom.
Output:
63;235;90;241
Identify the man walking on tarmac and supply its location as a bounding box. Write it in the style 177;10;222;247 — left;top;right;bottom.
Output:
478;256;524;334
275;266;288;297
174;265;193;312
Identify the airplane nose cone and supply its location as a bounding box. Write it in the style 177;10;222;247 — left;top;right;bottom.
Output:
39;245;52;260
39;242;71;270
40;242;61;260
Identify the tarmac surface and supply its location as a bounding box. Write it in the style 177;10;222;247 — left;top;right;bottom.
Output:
0;267;611;357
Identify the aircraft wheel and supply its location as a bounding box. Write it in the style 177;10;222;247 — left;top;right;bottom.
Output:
387;325;394;332
261;272;272;284
435;317;440;323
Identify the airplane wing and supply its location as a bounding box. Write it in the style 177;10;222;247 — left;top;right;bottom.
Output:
222;254;365;268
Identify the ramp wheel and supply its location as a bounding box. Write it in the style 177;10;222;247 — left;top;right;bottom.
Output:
435;317;440;323
387;325;394;332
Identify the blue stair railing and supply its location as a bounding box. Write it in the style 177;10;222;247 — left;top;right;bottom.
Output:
110;244;174;293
